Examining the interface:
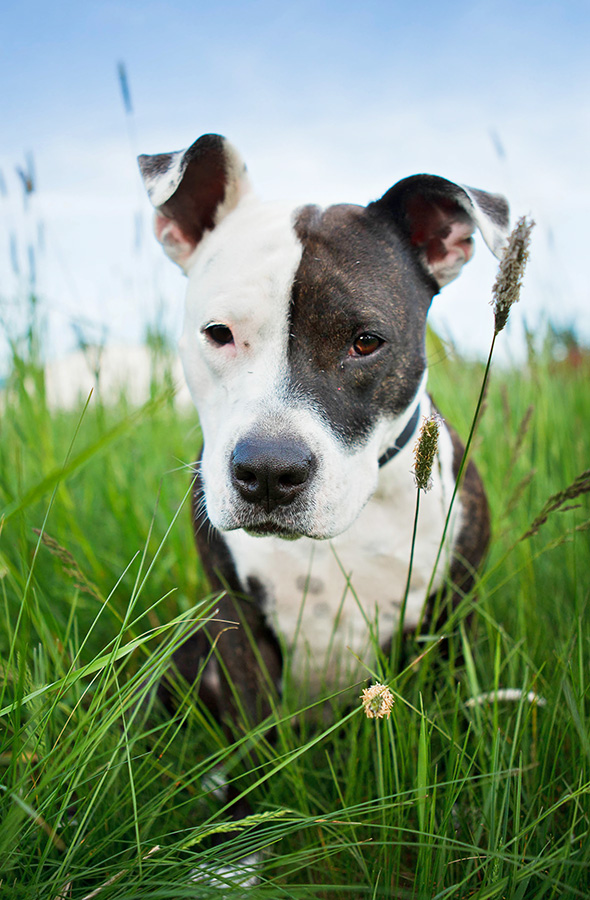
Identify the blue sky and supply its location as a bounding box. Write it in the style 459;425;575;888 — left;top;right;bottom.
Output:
1;0;589;368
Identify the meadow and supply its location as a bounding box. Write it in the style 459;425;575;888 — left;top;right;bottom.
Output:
0;311;589;898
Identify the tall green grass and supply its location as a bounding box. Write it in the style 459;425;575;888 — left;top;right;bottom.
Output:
1;325;589;898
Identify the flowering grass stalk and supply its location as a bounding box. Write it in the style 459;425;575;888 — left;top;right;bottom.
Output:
392;413;442;671
360;682;395;719
491;216;534;336
418;216;535;631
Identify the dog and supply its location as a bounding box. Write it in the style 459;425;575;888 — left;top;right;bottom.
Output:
137;133;508;861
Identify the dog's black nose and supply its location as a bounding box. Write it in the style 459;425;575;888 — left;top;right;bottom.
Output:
231;438;315;512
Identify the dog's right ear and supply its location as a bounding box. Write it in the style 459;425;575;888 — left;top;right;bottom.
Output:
138;134;251;271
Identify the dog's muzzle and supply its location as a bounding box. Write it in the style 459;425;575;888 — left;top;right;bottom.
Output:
230;437;316;514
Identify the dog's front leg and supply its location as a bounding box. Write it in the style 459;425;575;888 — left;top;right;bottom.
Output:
201;585;283;731
158;523;281;889
192;457;283;729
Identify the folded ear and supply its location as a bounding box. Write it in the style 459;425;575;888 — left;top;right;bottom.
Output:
138;133;251;271
370;175;510;288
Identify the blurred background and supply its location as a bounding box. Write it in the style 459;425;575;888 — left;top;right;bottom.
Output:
1;0;589;380
2;8;589;893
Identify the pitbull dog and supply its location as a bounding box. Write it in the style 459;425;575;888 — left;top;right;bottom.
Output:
138;133;508;728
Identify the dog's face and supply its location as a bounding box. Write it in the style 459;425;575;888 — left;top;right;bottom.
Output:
179;198;433;539
139;134;508;540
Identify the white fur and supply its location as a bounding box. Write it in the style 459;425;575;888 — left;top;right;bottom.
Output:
460;186;509;259
465;690;547;708
143;150;186;207
211;145;252;227
190;852;261;891
224;394;459;691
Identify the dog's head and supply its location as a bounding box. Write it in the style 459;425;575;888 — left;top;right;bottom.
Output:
139;134;508;540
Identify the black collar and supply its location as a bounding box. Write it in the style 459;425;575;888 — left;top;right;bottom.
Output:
378;403;421;469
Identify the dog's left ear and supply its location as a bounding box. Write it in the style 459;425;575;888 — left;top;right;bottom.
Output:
138;133;251;271
370;175;509;288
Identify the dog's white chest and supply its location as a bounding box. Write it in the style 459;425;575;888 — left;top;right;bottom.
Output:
223;447;458;692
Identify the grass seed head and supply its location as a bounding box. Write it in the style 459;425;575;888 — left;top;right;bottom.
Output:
360;683;395;719
491;216;535;335
413;413;442;492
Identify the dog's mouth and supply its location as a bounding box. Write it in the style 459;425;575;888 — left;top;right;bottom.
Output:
244;523;303;540
236;513;305;540
217;502;345;542
224;507;317;540
215;479;353;541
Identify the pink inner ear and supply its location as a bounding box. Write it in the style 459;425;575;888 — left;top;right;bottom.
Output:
154;213;180;244
433;218;475;266
406;195;475;281
154;213;195;265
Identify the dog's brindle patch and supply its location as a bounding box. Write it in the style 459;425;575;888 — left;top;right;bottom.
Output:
289;202;434;445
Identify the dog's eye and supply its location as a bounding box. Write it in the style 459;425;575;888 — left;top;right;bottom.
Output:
203;323;234;346
350;333;383;357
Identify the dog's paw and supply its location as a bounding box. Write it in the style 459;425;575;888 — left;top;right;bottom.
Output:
189;852;261;894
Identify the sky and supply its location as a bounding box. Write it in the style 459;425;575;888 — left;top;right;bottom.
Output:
1;0;589;374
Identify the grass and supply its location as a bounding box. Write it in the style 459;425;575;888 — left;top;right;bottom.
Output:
1;320;589;899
